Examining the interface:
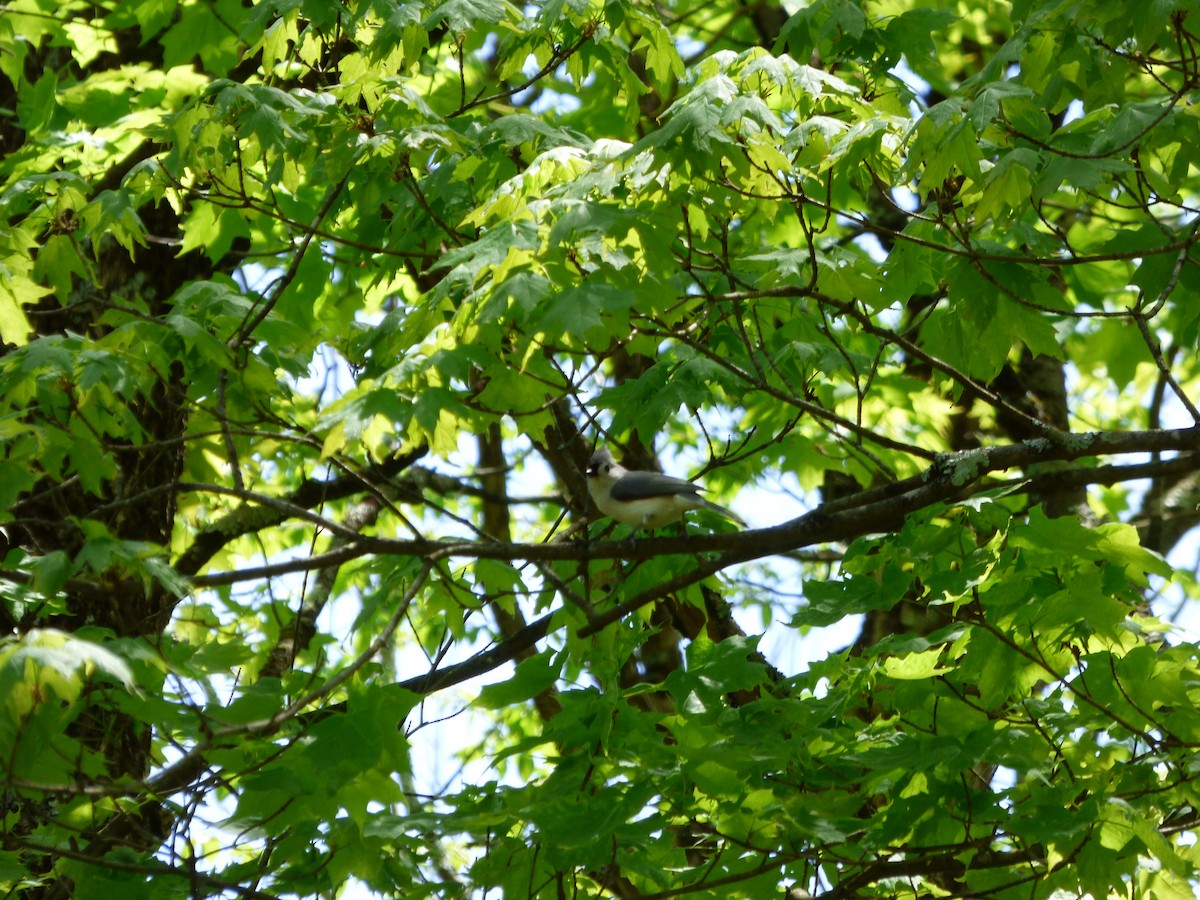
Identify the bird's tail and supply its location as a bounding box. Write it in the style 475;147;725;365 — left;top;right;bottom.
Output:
701;498;746;528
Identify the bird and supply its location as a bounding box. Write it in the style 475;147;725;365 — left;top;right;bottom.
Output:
585;446;746;531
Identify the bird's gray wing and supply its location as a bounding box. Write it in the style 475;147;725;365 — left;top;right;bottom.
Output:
610;470;700;501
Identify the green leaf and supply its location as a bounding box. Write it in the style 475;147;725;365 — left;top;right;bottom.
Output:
131;0;180;38
29;551;74;596
180;201;252;262
0;262;49;343
17;71;60;133
0;629;136;706
633;23;685;88
476;651;562;709
632;75;737;156
881;648;951;680
1095;523;1173;583
792;572;900;627
423;0;508;30
160;0;243;74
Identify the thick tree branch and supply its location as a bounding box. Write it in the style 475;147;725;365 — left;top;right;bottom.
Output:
172;446;427;577
175;426;1200;594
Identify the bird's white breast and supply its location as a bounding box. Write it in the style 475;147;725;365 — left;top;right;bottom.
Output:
592;489;698;529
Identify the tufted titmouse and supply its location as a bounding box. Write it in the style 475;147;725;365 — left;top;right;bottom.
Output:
585;447;746;531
